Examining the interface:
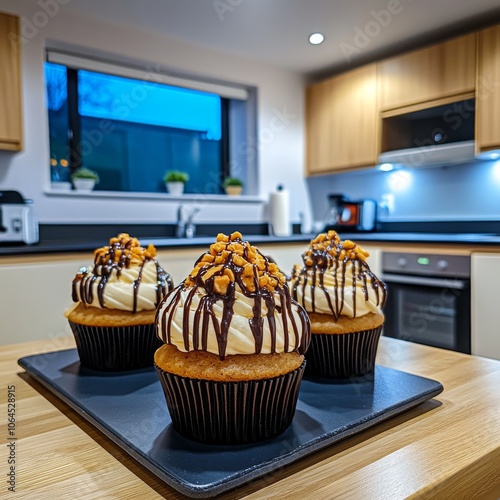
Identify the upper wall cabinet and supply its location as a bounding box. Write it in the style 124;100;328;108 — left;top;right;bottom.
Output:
0;12;23;151
476;25;500;153
306;63;378;175
378;33;476;112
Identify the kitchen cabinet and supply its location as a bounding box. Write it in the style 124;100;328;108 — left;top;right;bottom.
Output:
378;33;476;112
471;253;500;361
476;24;500;153
306;63;378;174
0;12;22;151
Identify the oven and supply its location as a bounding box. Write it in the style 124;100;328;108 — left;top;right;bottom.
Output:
381;252;471;354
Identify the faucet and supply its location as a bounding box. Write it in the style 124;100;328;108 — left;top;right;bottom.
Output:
175;204;186;238
185;207;200;238
176;204;200;238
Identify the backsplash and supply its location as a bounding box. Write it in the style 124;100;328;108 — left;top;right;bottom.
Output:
307;159;500;226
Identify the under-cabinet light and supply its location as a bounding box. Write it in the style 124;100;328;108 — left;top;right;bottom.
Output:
378;163;394;172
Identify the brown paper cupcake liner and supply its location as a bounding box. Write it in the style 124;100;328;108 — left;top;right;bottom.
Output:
155;360;306;444
305;326;383;378
68;320;162;371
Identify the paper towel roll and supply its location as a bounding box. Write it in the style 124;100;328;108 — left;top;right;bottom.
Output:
270;185;291;237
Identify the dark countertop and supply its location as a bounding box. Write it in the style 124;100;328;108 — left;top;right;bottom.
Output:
2;230;500;257
0;233;313;256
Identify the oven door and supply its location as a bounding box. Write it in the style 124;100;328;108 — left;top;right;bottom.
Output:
382;273;471;354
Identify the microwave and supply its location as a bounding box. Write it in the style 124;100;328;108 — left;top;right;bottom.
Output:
379;98;476;167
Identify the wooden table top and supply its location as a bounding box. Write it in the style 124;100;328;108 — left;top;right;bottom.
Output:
2;336;500;500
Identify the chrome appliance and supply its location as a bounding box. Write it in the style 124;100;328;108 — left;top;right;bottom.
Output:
381;251;470;353
0;191;39;244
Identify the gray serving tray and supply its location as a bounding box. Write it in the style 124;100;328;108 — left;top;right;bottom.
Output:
18;349;443;498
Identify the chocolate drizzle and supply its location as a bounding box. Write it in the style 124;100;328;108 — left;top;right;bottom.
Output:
156;235;310;360
291;234;387;321
72;235;173;313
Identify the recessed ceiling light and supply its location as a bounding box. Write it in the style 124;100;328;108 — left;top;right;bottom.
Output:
309;33;325;45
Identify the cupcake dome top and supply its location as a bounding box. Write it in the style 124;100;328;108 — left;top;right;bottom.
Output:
72;233;173;313
185;232;286;295
291;231;386;320
156;232;310;359
301;230;370;269
93;233;159;268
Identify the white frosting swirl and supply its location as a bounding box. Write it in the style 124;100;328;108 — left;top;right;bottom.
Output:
157;283;308;356
292;260;385;318
74;260;164;312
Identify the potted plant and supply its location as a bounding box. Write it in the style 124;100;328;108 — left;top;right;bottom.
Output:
164;170;189;195
223;176;244;196
71;168;100;192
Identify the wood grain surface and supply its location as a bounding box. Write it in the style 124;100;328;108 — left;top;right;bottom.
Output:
477;24;500;152
378;32;476;112
306;63;378;174
1;337;499;499
0;12;23;151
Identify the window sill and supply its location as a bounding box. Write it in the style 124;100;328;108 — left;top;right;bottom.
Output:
44;189;265;203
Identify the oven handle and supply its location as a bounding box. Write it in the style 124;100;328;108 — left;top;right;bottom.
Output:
381;273;468;289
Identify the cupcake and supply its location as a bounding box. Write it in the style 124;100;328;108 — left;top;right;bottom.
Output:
65;233;174;371
290;231;387;378
155;232;310;444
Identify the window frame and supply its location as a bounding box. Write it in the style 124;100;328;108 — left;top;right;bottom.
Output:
45;49;253;195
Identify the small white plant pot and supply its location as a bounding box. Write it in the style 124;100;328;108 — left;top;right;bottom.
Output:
166;182;185;195
73;179;96;192
225;186;243;196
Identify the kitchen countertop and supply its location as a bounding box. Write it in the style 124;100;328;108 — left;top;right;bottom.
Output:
4;336;500;499
1;231;500;256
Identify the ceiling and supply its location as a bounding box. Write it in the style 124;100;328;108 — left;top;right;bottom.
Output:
58;0;500;77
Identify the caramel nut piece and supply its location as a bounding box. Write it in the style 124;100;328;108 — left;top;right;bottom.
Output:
201;264;223;282
213;275;230;294
228;243;244;255
233;254;248;267
242;276;256;292
210;242;226;255
223;267;235;281
216;233;229;242
243;263;254;277
256;258;267;271
258;275;269;288
189;265;203;277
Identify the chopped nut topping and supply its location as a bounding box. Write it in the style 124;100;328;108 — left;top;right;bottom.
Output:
184;233;285;294
93;233;157;267
301;230;370;268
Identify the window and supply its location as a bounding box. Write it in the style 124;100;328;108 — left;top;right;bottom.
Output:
45;52;251;195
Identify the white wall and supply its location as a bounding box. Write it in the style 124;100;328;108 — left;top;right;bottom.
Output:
0;0;311;228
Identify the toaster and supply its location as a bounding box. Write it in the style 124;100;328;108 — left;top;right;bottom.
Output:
0;191;39;244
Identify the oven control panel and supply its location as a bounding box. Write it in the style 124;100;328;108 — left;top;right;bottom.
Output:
382;252;470;278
